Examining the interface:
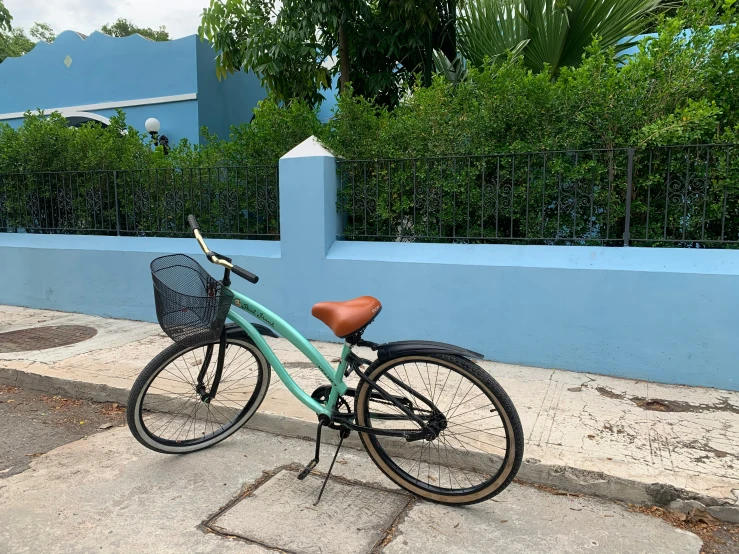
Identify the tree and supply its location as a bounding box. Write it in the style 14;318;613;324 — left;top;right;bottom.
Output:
29;22;55;43
0;1;11;33
199;0;460;108
199;0;332;106
101;18;170;41
0;23;56;63
0;28;33;61
380;0;458;86
0;3;57;62
458;0;668;78
0;2;33;63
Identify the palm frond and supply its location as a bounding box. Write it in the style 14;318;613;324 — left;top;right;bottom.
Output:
459;0;668;77
433;50;469;84
459;0;529;67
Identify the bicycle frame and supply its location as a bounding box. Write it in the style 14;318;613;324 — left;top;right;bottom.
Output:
225;288;349;418
145;218;476;468
186;221;435;434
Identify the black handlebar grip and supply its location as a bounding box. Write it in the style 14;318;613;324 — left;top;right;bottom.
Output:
231;265;259;284
187;214;200;231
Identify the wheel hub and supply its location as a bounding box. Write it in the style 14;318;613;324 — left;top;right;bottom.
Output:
196;383;210;403
424;411;448;441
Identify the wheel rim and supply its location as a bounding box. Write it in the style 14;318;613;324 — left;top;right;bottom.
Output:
137;340;264;447
360;357;512;496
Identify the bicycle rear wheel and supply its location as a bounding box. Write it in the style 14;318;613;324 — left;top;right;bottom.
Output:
127;337;270;454
355;353;523;504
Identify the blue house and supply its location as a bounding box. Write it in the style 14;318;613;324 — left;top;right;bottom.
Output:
0;31;267;144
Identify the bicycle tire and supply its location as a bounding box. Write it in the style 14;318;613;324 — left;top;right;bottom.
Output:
355;353;524;504
127;337;270;454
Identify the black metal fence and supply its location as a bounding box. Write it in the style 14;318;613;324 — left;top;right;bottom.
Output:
338;144;739;247
0;166;280;238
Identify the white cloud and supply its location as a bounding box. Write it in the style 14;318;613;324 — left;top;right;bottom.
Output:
5;0;206;39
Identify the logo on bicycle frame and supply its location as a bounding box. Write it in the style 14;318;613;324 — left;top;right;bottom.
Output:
233;298;275;327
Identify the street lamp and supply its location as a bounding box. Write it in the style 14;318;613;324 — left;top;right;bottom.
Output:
145;118;169;154
145;117;160;135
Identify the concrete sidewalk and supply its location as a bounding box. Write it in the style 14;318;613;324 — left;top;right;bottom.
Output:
0;305;737;522
0;423;704;554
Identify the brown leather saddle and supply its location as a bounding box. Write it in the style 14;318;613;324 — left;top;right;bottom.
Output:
311;296;382;339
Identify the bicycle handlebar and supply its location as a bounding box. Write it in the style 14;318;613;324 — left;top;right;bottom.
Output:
187;214;200;231
230;265;259;283
187;215;259;284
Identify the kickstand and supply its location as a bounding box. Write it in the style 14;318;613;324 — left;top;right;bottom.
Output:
313;435;344;506
298;422;323;480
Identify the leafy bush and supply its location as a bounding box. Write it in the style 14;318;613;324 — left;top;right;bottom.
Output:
0;111;152;173
323;1;738;157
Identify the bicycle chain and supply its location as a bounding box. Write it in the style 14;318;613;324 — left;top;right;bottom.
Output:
361;396;436;436
366;395;433;414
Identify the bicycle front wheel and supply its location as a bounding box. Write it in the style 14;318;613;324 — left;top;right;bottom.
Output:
127;337;270;454
355;354;523;504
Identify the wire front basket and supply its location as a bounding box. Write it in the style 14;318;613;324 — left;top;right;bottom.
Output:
150;254;233;347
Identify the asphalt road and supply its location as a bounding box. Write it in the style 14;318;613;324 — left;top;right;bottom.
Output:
0;385;125;478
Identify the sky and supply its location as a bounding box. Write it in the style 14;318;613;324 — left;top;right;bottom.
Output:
5;0;207;39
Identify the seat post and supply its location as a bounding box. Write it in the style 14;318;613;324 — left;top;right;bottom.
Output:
345;329;379;349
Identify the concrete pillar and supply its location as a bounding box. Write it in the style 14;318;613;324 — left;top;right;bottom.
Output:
279;136;340;261
277;136;341;328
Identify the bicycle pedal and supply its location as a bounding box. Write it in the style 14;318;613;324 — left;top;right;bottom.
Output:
297;459;318;480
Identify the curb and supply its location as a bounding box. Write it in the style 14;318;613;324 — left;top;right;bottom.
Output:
2;365;738;523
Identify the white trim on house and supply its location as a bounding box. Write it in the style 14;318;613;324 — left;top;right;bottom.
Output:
0;93;198;121
61;112;112;126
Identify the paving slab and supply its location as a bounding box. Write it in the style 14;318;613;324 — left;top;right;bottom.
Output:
0;305;738;520
0;424;703;554
210;469;411;554
384;486;702;554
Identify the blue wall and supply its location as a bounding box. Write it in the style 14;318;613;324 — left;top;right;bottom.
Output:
95;102;201;145
196;41;267;141
0;31;267;145
618;26;725;60
0;31;198;112
1;137;737;391
0;234;282;323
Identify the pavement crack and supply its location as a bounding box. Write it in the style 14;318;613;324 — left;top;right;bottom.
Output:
372;496;416;553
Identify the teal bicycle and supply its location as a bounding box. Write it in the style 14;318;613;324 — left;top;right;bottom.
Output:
127;215;524;505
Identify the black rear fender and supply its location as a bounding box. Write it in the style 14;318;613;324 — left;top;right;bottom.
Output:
375;340;482;361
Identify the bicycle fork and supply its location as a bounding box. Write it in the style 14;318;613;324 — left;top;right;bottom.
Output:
196;326;228;403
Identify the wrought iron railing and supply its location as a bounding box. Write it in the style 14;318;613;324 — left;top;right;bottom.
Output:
0;166;280;238
337;144;739;247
